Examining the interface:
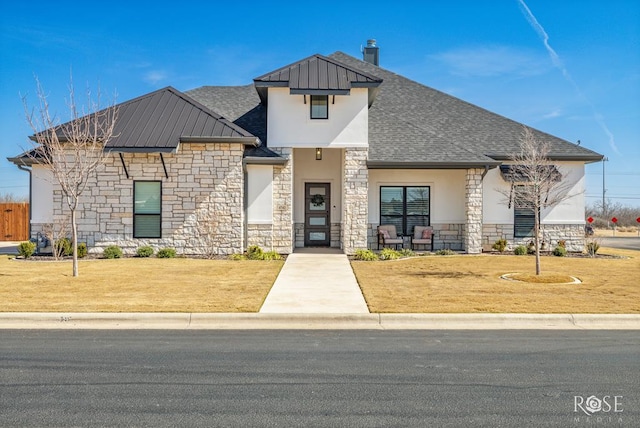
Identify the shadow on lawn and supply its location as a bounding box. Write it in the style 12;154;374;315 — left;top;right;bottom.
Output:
407;270;477;279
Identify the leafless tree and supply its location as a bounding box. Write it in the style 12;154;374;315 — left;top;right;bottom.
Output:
42;216;70;260
23;77;117;276
0;193;29;203
499;127;577;275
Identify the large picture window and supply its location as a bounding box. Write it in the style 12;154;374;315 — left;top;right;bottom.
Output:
134;181;161;238
310;95;328;119
514;185;535;238
380;186;430;236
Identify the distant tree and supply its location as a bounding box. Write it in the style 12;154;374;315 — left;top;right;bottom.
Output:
499;127;577;275
23;77;118;277
0;193;28;203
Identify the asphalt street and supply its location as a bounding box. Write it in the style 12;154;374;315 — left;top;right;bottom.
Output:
599;236;640;251
1;330;638;427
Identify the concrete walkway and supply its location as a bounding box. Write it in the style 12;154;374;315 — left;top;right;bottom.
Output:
259;248;369;313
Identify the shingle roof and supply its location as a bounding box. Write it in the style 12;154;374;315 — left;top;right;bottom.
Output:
185;85;281;160
329;51;603;166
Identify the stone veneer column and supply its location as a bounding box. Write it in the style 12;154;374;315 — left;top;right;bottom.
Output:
270;147;294;253
464;168;483;254
342;147;368;254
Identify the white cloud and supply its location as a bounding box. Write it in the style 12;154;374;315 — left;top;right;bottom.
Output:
143;70;169;85
430;45;550;78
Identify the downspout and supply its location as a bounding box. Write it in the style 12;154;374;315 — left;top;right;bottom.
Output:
17;164;32;239
481;164;491;180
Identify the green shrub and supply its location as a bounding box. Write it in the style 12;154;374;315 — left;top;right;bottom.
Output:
514;245;527;255
103;245;123;259
552;246;567;257
435;249;456;256
261;250;283;261
77;243;88;258
586;241;600;257
492;238;508;253
379;248;401;260
55;238;72;257
246;245;264;260
353;249;378;261
136;246;155;258
399;248;415;257
18;241;37;258
157;247;177;258
527;241;536;255
228;253;247;261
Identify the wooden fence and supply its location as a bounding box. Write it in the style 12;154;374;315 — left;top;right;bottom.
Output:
0;203;29;241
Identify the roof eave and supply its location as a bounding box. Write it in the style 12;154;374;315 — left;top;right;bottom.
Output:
243;156;288;166
367;160;501;169
180;136;259;146
487;154;605;163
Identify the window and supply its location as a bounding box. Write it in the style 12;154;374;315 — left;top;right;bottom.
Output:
380;186;430;235
514;185;535;238
310;95;328;119
134;181;161;238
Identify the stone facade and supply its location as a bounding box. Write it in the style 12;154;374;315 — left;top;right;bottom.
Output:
270;148;294;253
341;147;368;254
464;168;483;254
483;223;585;252
47;143;245;255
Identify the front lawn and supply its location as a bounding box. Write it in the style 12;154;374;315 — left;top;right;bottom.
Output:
351;248;640;313
0;257;284;312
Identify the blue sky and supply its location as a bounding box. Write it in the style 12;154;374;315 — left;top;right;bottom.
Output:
1;0;639;208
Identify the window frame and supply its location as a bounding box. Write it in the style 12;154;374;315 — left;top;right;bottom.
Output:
133;180;162;239
379;186;431;236
310;95;329;120
513;185;536;238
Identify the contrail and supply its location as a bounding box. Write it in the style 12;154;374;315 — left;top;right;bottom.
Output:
517;0;619;154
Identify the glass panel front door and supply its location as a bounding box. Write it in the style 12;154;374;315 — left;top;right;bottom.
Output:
305;183;330;246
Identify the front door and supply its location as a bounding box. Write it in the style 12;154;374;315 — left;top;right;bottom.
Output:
304;183;331;246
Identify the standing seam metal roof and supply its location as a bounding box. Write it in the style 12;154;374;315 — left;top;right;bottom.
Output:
102;87;257;152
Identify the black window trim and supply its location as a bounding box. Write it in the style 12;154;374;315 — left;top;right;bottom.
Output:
310;95;329;120
379;185;431;236
133;180;162;239
513;185;536;238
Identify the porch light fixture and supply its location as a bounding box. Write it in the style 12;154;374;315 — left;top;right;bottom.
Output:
315;148;322;160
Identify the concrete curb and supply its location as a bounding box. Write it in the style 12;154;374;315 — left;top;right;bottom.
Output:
1;312;639;330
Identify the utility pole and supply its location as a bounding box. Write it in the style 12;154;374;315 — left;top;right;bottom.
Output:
602;157;608;222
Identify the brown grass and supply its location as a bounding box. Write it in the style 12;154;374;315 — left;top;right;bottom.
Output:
351;248;640;313
0;257;283;312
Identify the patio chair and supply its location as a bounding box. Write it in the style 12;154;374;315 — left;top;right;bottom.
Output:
411;226;434;251
377;224;403;250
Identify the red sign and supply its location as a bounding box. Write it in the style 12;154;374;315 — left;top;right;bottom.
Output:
637;217;640;223
587;217;594;223
611;217;618;223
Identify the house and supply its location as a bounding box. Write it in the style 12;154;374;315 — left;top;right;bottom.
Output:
9;43;603;255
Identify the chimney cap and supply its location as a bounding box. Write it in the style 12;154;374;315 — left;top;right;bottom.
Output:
366;39;377;47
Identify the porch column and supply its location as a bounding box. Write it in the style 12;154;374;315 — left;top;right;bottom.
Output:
464;168;483;254
342;147;368;254
271;148;294;254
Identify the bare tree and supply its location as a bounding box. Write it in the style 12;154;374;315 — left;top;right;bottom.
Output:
499;127;577;275
0;193;29;203
23;77;117;276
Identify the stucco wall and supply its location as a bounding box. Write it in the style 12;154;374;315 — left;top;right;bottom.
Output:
368;169;467;224
31;165;53;224
267;87;369;148
483;162;586;225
